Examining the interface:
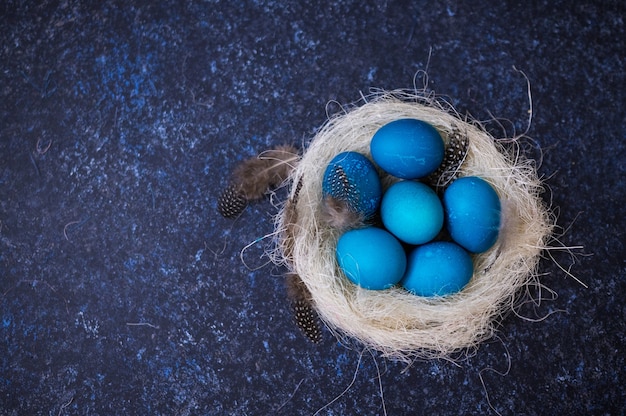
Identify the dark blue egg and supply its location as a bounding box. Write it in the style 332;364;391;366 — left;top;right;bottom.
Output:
401;241;473;297
443;176;501;253
322;151;382;219
370;119;444;179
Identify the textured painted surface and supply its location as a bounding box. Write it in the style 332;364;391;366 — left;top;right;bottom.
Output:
1;1;624;414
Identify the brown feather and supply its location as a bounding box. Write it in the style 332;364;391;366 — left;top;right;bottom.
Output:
280;177;304;261
427;129;469;189
281;200;298;261
217;183;247;218
285;272;311;301
233;145;300;200
292;177;303;203
285;272;322;343
320;195;365;231
218;145;299;218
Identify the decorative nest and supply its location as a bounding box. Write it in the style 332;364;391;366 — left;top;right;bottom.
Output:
274;91;554;362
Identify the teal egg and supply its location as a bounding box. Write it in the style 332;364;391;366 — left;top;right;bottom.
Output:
322;151;382;219
336;227;407;290
370;119;445;179
443;176;501;253
380;181;443;245
401;242;473;297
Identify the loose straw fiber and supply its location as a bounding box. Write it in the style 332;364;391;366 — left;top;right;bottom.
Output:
275;92;553;362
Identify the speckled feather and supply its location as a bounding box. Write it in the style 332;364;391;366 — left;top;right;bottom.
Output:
292;176;303;203
426;129;469;188
217;184;247;218
233;145;299;200
324;165;360;208
217;145;299;218
281;177;303;260
320;165;365;230
285;272;322;343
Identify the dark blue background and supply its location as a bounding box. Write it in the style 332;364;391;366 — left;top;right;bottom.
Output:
1;1;624;414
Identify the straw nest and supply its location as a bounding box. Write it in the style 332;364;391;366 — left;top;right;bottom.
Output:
274;91;554;362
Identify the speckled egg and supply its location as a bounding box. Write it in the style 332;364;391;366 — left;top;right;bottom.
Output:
370;118;445;179
336;227;407;290
443;176;501;253
401;241;474;297
322;151;382;219
380;180;444;245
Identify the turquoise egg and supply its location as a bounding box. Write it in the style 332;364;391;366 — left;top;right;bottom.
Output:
401;242;473;297
370;119;445;179
443;176;501;253
380;181;443;245
322;151;382;219
336;227;407;290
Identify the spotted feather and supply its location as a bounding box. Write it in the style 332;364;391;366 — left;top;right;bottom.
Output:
217;145;299;218
217;184;247;218
426;129;469;188
285;272;322;343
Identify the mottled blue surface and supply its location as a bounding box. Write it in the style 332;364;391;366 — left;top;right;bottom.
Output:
1;1;624;415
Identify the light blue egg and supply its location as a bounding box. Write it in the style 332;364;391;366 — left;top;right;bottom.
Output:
443;176;501;253
380;181;443;245
401;242;473;297
322;151;382;219
336;227;407;290
370;119;445;179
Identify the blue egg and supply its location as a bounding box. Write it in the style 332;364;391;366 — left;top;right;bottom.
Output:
401;242;473;297
370;119;445;179
443;176;501;253
322;151;382;219
380;181;443;245
336;227;407;290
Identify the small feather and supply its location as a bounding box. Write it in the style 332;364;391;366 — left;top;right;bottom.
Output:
285;272;311;305
324;165;361;210
218;145;299;219
217;184;247;218
281;177;304;261
320;162;369;230
293;300;322;343
427;129;469;188
292;177;303;204
320;195;364;230
281;199;298;261
233;145;300;200
285;272;322;343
